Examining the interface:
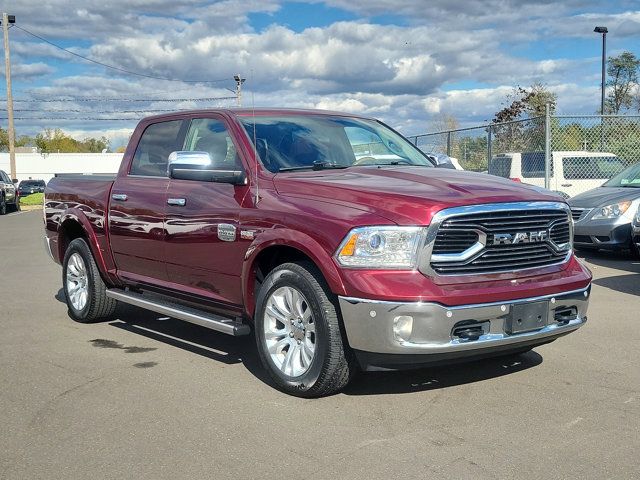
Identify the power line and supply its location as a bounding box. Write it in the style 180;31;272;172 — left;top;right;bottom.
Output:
9;96;236;103
13;117;140;121
5;108;222;113
13;24;233;84
22;83;216;100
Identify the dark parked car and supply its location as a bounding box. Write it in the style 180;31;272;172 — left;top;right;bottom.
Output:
632;204;640;252
18;179;46;196
0;169;20;215
568;161;640;257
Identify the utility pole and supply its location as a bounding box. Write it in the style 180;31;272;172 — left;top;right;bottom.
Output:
2;13;16;180
233;74;245;107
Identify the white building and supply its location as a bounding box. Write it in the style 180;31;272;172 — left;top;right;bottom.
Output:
0;152;123;182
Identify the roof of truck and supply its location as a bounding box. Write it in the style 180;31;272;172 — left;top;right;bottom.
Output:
141;107;368;122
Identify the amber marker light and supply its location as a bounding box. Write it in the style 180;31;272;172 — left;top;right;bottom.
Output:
340;233;358;256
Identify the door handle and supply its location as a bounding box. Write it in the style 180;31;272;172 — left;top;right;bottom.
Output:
111;193;128;201
561;184;573;187
167;198;186;206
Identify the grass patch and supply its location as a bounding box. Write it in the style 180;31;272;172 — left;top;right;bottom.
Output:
20;192;44;206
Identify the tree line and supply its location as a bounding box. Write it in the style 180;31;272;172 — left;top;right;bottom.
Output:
0;128;110;154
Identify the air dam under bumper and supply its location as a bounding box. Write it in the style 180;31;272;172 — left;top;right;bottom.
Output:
338;286;590;369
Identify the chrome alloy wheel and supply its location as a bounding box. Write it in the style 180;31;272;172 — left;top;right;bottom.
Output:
263;286;316;377
66;252;89;311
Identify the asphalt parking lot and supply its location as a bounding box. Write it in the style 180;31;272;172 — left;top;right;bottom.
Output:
1;210;639;480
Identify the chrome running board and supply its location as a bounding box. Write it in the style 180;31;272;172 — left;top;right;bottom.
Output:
106;289;250;336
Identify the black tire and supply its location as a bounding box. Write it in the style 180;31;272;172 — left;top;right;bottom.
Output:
629;238;640;259
0;195;6;215
12;198;20;212
573;245;597;254
62;238;117;323
255;262;356;397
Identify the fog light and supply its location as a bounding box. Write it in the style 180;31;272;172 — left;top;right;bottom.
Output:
393;315;413;342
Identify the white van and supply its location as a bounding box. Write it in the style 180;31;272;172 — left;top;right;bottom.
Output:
489;151;625;198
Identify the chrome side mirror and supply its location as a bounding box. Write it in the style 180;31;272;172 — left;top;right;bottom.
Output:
168;151;246;184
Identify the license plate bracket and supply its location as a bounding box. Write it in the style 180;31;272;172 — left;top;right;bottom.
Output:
505;301;549;334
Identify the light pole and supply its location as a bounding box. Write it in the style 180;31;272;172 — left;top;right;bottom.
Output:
594;26;607;150
594;26;608;115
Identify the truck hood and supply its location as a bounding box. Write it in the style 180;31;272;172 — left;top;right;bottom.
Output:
274;166;565;225
568;186;640;208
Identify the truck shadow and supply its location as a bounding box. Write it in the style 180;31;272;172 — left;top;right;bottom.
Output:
106;303;273;385
106;303;543;396
575;250;640;296
343;351;542;396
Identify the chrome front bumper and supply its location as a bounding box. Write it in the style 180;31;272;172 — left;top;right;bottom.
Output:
44;236;55;261
338;286;590;356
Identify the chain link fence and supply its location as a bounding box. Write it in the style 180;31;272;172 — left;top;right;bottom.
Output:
407;115;640;197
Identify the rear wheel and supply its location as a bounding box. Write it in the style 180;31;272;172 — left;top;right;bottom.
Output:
63;238;117;322
255;262;356;397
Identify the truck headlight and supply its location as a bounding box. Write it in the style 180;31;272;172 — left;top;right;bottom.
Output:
336;226;425;269
591;201;632;220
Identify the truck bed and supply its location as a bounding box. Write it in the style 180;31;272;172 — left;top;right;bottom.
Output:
44;175;117;267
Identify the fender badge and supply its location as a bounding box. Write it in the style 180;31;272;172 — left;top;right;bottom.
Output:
217;224;236;242
240;230;255;240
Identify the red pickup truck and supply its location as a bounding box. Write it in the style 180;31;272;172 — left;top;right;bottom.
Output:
44;108;591;397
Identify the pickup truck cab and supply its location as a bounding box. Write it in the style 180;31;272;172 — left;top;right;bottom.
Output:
44;109;592;397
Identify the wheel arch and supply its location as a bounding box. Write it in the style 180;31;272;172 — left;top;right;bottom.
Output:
242;231;346;318
57;211;111;283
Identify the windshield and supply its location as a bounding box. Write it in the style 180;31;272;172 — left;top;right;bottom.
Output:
239;115;434;173
603;162;640;187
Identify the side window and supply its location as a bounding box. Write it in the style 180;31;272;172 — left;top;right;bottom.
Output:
183;118;241;169
1;171;11;183
521;152;552;178
130;120;183;177
489;156;512;178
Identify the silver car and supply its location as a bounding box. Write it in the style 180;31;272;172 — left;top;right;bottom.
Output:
569;162;640;257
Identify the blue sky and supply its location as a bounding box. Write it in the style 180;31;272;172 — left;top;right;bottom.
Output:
3;0;640;148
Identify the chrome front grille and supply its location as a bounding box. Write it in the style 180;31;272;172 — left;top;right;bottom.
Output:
424;203;572;276
570;207;591;222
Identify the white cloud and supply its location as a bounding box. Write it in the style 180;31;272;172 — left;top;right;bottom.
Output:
7;0;640;140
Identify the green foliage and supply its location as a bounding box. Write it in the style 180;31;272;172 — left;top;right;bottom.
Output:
551;118;640;165
34;128;110;153
493;83;557;123
0;126;110;153
19;192;44;206
605;51;639;114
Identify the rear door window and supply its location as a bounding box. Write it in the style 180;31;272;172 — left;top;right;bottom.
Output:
521;152;552;178
489;156;512;178
130;120;184;177
562;156;625;179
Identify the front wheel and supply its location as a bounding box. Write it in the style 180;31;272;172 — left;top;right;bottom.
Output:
62;238;117;322
0;196;6;215
255;262;356;397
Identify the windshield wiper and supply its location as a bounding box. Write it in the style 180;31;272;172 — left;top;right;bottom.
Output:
278;161;349;172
